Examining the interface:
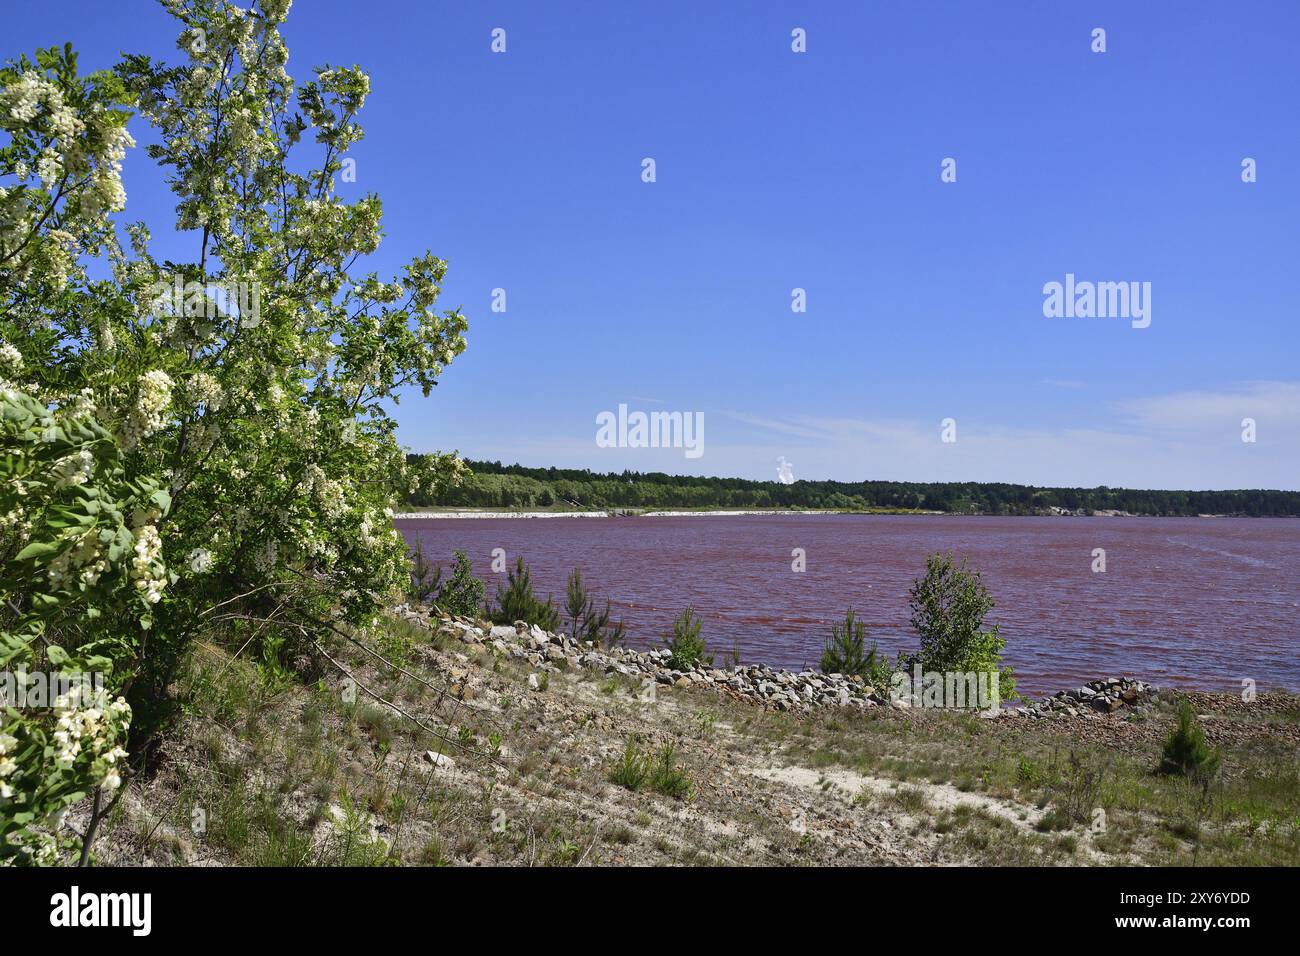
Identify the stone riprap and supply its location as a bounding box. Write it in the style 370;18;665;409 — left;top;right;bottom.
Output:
400;607;1159;720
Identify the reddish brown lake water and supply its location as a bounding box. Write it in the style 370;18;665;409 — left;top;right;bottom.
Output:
396;515;1299;696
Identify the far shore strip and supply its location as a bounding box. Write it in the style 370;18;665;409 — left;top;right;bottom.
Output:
391;509;838;519
388;509;1234;520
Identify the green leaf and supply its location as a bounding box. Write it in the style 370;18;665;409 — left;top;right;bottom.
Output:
151;488;172;514
14;540;62;562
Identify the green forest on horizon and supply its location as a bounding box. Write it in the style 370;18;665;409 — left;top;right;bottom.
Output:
405;458;1300;517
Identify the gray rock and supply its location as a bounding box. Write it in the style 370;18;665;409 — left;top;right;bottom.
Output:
424;750;456;770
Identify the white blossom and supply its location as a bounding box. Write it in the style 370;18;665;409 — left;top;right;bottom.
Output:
0;343;21;375
131;525;167;604
51;449;94;488
121;369;173;451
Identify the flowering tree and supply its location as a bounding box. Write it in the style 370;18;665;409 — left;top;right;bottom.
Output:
0;1;468;863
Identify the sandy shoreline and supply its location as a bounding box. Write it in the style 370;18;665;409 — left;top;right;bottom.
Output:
392;510;612;519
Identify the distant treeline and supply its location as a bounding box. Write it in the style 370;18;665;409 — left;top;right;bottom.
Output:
405;458;1300;517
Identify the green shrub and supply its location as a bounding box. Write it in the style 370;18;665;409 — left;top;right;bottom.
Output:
490;557;559;630
564;568;626;648
565;568;588;638
1;5;472;862
648;743;692;800
319;794;393;867
664;607;711;671
1045;750;1107;828
407;539;441;604
435;550;485;618
0;387;164;864
1160;698;1221;783
608;740;692;800
608;741;649;791
907;552;1015;699
821;607;869;674
820;607;894;690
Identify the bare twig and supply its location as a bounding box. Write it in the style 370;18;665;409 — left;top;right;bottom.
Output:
309;637;494;762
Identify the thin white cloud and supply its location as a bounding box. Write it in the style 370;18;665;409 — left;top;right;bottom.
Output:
1040;378;1088;390
1115;381;1300;430
435;382;1300;491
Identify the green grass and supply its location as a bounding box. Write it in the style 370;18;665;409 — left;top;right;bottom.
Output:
607;739;693;800
730;693;1300;866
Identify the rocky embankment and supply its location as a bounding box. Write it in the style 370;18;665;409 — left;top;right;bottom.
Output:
90;604;1297;868
1016;680;1158;719
404;607;1158;721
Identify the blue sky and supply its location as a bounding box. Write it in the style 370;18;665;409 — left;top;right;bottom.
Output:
10;1;1299;489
